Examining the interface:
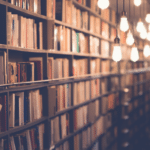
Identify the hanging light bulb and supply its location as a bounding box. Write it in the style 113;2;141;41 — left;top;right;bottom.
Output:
136;18;144;33
112;37;122;62
97;0;109;10
140;26;147;39
143;45;150;57
120;11;129;32
146;14;150;23
130;43;139;62
126;30;134;46
134;0;141;6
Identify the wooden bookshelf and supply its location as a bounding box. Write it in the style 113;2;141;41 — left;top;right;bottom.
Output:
0;0;150;149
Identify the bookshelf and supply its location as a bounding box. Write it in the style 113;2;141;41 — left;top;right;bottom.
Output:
0;0;150;150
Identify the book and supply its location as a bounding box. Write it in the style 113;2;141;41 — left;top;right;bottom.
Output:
0;55;4;84
101;40;109;57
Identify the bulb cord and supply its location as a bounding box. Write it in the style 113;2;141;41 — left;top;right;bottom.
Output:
116;0;119;37
123;0;125;11
129;0;130;20
140;3;141;18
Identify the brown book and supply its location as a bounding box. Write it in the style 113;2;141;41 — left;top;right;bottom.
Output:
65;0;72;24
101;97;108;114
47;86;57;117
108;94;114;110
47;57;54;79
101;40;109;57
7;12;12;46
39;22;43;49
29;57;43;80
101;22;109;39
101;60;110;73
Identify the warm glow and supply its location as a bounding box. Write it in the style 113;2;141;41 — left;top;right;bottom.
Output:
140;26;147;39
120;17;129;32
97;0;109;10
126;30;134;46
149;24;150;31
134;0;141;6
147;32;150;41
143;45;150;57
136;20;144;33
130;47;139;62
112;46;122;62
146;14;150;23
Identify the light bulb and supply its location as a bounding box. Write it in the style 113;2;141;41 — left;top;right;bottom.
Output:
126;30;134;46
147;32;150;41
136;20;144;33
97;0;109;10
130;46;139;62
140;26;147;39
149;24;150;31
146;14;150;23
134;0;141;6
112;46;122;62
120;16;129;32
143;45;150;57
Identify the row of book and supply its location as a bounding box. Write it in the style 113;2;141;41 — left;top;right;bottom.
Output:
47;79;119;113
73;59;88;76
47;57;69;79
90;15;101;34
73;81;90;105
8;57;43;83
48;84;71;115
53;25;119;55
55;119;118;150
54;25;71;52
53;115;105;149
72;30;89;53
50;113;70;144
9;0;41;14
7;12;43;49
72;5;88;30
8;56;70;83
3;124;44;150
9;89;43;128
89;36;100;55
74;116;104;150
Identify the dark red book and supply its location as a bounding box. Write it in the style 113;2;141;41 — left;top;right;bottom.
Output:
31;61;41;80
30;129;36;150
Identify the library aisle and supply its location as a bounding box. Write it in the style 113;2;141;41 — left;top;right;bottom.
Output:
0;0;150;150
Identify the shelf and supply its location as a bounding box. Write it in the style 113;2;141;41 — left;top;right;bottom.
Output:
54;19;114;43
0;117;47;138
50;90;120;119
0;0;48;20
0;72;120;89
51;123;91;148
8;46;48;53
0;44;7;49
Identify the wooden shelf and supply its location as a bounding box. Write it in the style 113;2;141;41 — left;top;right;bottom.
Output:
8;46;48;53
0;0;48;20
0;117;47;138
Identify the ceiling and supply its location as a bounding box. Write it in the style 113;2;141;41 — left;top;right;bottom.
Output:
109;0;150;24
